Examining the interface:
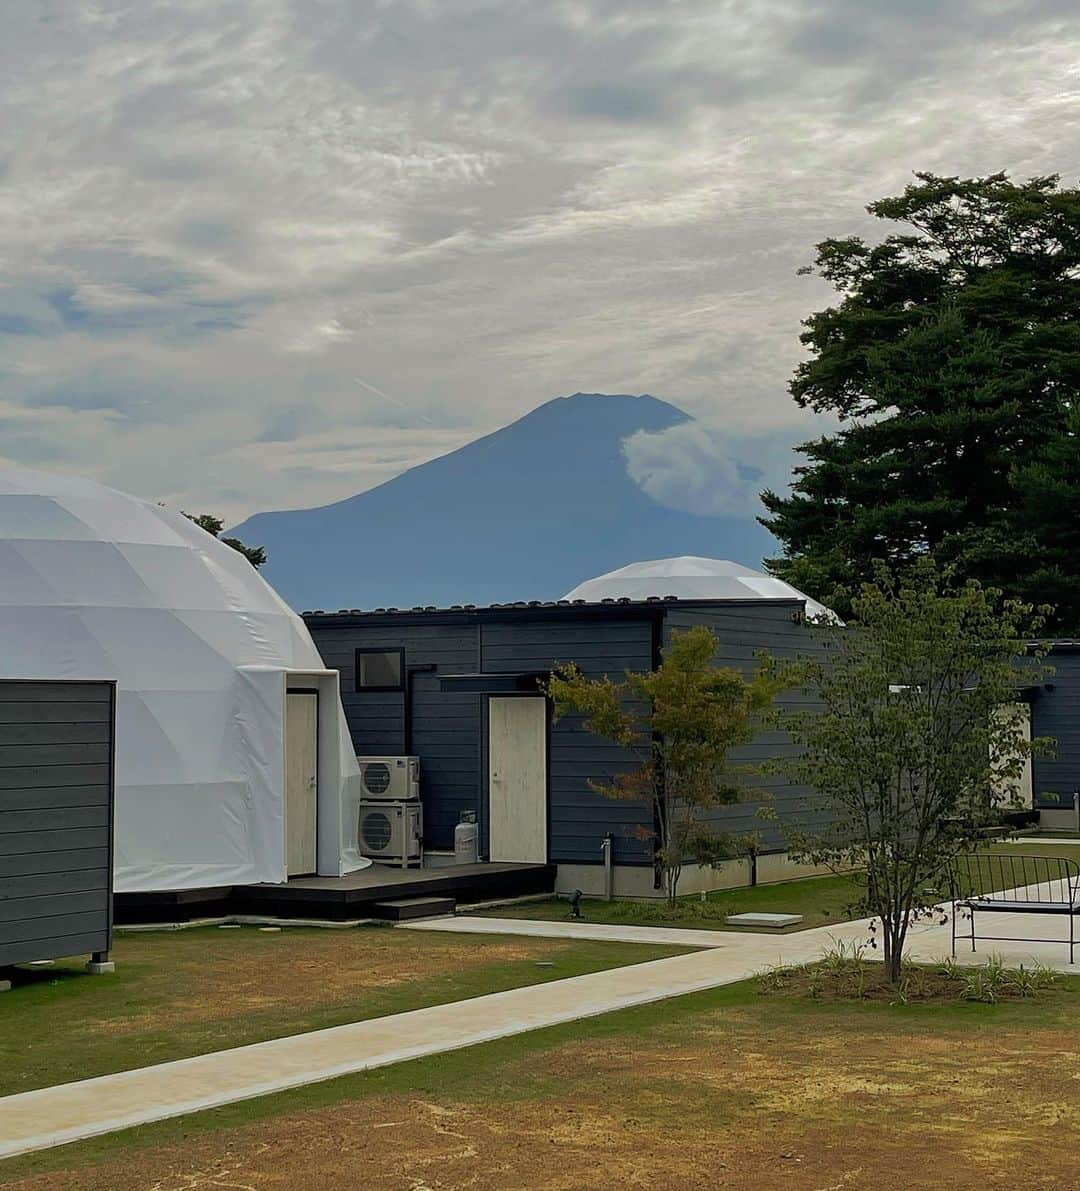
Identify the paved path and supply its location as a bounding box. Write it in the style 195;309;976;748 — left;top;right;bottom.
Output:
998;836;1080;846
398;916;739;947
3;896;1075;1162
0;939;808;1162
405;908;1080;973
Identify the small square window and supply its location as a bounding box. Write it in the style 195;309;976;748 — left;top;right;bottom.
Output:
355;648;404;691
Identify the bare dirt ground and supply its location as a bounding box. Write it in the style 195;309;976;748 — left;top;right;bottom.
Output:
7;998;1078;1190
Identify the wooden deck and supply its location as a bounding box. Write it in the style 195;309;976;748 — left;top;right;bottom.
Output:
115;862;556;924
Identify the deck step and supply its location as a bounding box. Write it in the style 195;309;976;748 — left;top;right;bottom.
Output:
373;896;456;922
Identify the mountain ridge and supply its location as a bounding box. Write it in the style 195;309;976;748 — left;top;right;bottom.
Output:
231;392;774;611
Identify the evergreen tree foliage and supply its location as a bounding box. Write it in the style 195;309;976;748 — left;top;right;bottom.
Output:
761;172;1080;630
183;513;267;569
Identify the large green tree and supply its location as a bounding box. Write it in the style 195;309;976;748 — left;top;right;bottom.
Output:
761;172;1080;630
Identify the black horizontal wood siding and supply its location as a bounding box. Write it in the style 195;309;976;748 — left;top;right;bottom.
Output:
663;602;826;853
1032;651;1080;809
0;680;115;966
308;623;482;849
480;618;654;866
307;602;830;867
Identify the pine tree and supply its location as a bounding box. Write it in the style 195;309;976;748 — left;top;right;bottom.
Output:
761;172;1080;630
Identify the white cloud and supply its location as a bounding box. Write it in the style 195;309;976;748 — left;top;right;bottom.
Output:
622;422;754;517
622;419;809;519
0;0;1075;521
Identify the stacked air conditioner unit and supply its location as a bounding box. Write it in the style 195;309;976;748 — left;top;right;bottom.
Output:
357;756;422;867
357;756;419;801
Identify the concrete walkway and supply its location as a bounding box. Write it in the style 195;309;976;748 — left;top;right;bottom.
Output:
998;836;1080;846
410;909;1079;972
0;939;809;1162
398;916;737;948
3;897;1076;1162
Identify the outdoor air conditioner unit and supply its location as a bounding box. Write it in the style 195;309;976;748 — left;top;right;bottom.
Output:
358;799;423;866
357;755;420;800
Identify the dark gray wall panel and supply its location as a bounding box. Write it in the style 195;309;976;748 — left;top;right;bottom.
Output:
0;889;109;924
0;721;113;746
664;602;828;853
0;679;114;965
0;764;111;790
0;682;111;702
308;623;481;849
0;785;114;812
0;868;110;899
308;606;830;868
0;847;110;878
481;617;656;866
0;826;112;856
1032;652;1080;808
0;701;112;724
0;806;110;833
0;909;108;945
0;931;112;968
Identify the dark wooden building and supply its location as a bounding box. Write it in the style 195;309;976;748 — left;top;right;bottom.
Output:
306;597;829;897
1032;644;1080;828
0;680;115;971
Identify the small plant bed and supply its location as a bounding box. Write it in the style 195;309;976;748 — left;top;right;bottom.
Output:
759;943;1062;1005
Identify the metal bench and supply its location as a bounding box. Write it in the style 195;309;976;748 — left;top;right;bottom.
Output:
949;853;1080;964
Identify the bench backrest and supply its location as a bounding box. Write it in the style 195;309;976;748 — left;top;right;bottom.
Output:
949;852;1080;906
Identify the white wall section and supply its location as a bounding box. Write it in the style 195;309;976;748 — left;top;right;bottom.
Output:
0;467;364;891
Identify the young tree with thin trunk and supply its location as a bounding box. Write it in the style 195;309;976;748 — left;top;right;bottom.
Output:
769;561;1050;983
548;626;781;905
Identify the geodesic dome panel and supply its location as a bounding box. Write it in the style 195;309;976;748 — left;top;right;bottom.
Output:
0;467;363;892
563;555;836;621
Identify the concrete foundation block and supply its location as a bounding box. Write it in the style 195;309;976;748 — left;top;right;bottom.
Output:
85;960;116;975
0;979;11;993
725;912;803;929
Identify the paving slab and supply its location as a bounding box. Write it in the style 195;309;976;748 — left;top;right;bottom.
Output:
725;912;803;928
397;916;740;948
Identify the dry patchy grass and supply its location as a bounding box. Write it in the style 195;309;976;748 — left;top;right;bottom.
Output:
0;926;682;1093
7;982;1080;1189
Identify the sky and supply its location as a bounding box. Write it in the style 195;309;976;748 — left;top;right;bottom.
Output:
1;0;1078;524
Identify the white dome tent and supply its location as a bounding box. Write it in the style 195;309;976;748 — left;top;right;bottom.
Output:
563;556;836;621
0;467;366;892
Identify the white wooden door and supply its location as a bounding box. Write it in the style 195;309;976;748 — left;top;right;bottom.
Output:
488;696;547;863
285;691;318;875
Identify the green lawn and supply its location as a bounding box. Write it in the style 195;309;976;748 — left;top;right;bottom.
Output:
473;835;1080;934
0;924;684;1096
475;871;865;933
5;969;1079;1188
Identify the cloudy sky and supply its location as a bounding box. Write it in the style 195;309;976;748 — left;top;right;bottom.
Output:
1;0;1078;523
